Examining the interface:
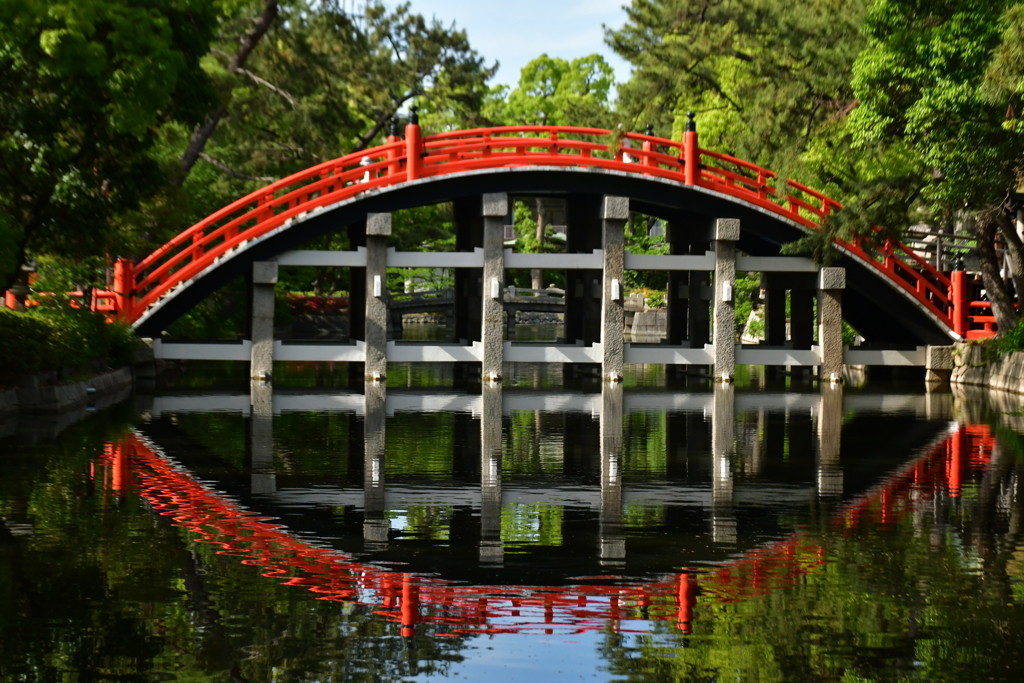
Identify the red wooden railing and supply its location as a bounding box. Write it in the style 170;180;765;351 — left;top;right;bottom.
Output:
5;120;988;337
91;422;994;637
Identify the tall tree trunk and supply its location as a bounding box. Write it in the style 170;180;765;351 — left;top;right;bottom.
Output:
994;208;1024;307
531;198;545;290
172;1;280;186
975;210;1019;332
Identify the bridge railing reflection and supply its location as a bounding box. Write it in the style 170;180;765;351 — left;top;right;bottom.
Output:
101;386;1000;637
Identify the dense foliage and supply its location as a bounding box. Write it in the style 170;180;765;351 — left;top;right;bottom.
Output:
0;307;137;380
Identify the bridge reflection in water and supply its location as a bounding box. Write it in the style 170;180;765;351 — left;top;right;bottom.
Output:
100;384;993;638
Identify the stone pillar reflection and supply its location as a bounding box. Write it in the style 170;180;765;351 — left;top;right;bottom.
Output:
817;383;843;500
363;382;389;548
479;381;504;566
711;382;736;545
249;381;276;495
600;382;625;565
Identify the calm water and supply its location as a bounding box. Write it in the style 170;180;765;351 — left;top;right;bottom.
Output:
2;361;1024;682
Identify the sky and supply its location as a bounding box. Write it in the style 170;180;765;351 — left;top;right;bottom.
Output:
396;0;633;88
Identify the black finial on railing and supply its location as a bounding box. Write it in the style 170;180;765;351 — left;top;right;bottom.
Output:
685;111;696;133
645;123;654;136
410;105;419;126
390;117;401;137
955;255;966;271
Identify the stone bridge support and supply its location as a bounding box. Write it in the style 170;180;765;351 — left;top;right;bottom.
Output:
250;261;278;382
818;267;845;382
713;219;739;382
482;193;507;381
601;196;628;381
365;213;390;382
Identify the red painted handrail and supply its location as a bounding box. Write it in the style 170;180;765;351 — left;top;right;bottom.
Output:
118;124;959;333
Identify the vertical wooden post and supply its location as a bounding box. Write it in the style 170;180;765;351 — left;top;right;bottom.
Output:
683;112;699;185
113;258;135;319
405;107;422;181
951;268;967;338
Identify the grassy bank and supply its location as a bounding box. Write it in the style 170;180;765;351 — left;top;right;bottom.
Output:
0;308;138;385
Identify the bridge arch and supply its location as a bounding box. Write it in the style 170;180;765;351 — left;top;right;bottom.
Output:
131;164;953;346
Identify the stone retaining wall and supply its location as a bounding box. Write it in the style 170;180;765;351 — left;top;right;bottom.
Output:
951;342;1024;394
1;366;134;416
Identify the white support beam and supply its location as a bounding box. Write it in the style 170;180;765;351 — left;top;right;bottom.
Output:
385;341;484;362
735;345;822;366
503;342;603;363
624;251;716;271
504;249;604;270
386;247;484;268
736;255;818;272
273;341;365;362
624;344;715;365
843;346;927;366
152;339;252;361
276;247;367;267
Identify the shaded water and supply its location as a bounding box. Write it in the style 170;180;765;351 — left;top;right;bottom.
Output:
2;363;1024;682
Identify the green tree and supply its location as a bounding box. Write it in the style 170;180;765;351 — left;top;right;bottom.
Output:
495;53;615;128
848;0;1024;330
0;0;221;291
608;0;867;167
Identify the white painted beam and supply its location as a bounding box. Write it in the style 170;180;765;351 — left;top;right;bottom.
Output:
152;339;252;361
504;249;603;270
385;341;484;362
624;344;715;365
624;251;716;271
386;247;484;268
273;340;365;362
276;247;367;267
843;347;927;366
503;342;603;363
735;345;822;366
736;255;818;272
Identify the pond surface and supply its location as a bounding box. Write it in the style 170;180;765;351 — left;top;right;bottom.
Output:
2;364;1024;682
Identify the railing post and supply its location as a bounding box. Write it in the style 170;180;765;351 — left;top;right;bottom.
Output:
386;117;402;177
683;112;699;185
113;258;135;320
951;268;967;338
405;106;422;182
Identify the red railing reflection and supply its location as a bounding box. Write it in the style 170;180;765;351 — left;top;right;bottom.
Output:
96;423;995;636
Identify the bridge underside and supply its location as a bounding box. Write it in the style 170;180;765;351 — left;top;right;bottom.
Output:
135;168;952;347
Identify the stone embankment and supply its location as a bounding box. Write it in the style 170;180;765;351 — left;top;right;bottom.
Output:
951;342;1024;394
0;366;134;420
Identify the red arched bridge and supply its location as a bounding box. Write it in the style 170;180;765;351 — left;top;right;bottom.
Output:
9;119;999;377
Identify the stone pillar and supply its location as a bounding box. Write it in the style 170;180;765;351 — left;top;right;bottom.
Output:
601;196;628;381
363;381;388;548
599;381;625;565
713;219;739;382
249;381;275;495
711;382;736;544
479;382;503;565
250;261;278;382
482;193;507;381
365;213;390;382
817;383;843;499
817;267;845;382
926;345;953;383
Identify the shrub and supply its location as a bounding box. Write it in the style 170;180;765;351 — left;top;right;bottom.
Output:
0;307;138;382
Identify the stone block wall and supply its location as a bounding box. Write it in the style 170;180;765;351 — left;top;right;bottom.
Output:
951;342;1024;394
